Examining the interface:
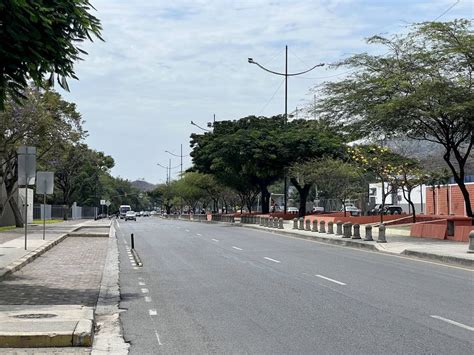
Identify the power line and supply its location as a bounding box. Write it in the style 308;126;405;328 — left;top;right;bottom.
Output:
433;0;461;21
257;78;285;115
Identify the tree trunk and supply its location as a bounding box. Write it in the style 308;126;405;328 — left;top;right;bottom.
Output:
260;186;270;214
402;187;416;223
380;180;385;224
290;177;311;217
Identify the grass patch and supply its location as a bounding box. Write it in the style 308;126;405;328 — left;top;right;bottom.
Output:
32;219;63;224
0;225;16;232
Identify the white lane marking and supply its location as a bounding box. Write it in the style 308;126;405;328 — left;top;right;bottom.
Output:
133;267;139;270
232;246;243;251
315;274;346;286
145;296;152;302
430;315;474;332
264;257;281;263
197;233;202;236
141;288;149;294
149;309;157;316
185;229;190;232
212;238;219;242
138;281;146;286
154;330;163;346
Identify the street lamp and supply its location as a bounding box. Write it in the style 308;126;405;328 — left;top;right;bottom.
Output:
165;144;190;178
248;45;324;213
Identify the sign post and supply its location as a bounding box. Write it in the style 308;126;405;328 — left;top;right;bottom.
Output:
18;146;36;250
36;172;54;240
105;200;111;216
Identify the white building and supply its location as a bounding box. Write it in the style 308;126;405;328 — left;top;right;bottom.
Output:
368;182;427;214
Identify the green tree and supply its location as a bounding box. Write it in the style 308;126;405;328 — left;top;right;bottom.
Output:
290;158;363;217
315;19;473;217
0;0;103;109
190;116;343;214
0;87;84;226
349;145;407;222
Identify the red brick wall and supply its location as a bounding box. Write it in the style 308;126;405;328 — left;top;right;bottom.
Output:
425;183;474;216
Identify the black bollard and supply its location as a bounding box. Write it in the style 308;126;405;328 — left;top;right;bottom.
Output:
131;233;135;249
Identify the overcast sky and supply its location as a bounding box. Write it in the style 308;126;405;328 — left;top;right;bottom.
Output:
62;0;471;184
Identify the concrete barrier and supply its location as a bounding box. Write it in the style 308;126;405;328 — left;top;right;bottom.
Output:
327;221;334;234
377;224;387;243
312;220;318;232
343;223;352;238
298;218;304;230
305;219;311;231
293;218;298;229
320;220;326;233
278;218;284;229
336;221;343;235
364;225;373;241
469;230;474;253
352;224;361;239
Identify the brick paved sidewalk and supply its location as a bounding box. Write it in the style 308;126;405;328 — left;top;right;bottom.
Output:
0;237;108;306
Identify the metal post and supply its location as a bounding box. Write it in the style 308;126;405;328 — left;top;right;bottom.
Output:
43;191;46;240
180;144;183;177
131;233;135;249
24;187;28;250
284;45;288;214
168;159;171;184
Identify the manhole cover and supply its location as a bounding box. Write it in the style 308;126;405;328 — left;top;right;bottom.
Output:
13;313;57;319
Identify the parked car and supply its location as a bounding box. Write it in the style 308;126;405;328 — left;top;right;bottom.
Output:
287;207;299;213
385;206;403;215
369;204;403;215
340;206;361;216
142;211;150;217
125;211;137;221
311;206;325;213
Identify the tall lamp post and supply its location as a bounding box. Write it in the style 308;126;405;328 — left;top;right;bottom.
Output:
248;45;324;213
165;144;189;178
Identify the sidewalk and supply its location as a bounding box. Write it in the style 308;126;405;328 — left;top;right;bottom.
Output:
0;219;113;351
235;219;474;267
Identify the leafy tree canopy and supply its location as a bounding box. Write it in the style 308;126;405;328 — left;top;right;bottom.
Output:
315;19;473;216
0;0;103;109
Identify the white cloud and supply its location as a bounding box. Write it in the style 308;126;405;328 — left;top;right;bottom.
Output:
62;0;471;182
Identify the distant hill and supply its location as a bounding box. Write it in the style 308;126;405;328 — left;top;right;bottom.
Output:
131;180;156;192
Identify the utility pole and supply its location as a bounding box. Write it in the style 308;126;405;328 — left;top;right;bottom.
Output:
248;46;324;214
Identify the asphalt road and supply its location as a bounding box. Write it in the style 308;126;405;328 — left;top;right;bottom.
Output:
116;217;473;354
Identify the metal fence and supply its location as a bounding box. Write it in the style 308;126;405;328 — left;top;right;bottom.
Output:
33;204;98;220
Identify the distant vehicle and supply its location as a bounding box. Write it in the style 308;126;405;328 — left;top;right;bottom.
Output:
369;204;403;215
125;211;137;221
311;206;324;213
385;206;403;215
287;207;299;213
341;205;361;216
119;205;131;219
142;211;150;217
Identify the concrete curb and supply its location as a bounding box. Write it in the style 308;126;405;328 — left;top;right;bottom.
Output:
91;221;129;354
401;249;473;267
236;224;379;251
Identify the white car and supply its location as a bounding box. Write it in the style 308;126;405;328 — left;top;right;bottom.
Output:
287;207;299;213
125;211;137;221
340;206;361;216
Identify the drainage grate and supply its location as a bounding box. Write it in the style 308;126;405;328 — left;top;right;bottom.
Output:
13;313;57;319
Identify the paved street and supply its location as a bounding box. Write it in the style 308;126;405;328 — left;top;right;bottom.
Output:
117;217;474;354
